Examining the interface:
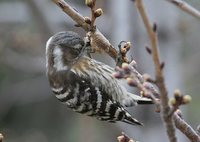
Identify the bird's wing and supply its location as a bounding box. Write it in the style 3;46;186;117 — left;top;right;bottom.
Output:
72;57;152;107
60;70;143;125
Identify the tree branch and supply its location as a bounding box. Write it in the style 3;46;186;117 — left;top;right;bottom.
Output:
52;0;118;60
134;0;177;142
173;111;200;142
52;0;89;31
166;0;200;19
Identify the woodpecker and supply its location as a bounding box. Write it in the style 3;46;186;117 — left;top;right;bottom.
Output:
46;31;152;125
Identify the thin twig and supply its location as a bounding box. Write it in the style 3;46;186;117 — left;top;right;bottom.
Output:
128;64;160;105
166;0;200;19
114;62;160;110
52;0;118;59
52;0;89;31
90;0;97;31
117;132;137;142
173;111;200;142
134;0;177;142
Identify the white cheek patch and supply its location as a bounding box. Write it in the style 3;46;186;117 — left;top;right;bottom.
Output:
53;46;68;71
46;36;53;68
46;36;53;51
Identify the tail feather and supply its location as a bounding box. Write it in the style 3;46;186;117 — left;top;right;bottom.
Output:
123;112;143;126
136;97;153;105
123;92;153;107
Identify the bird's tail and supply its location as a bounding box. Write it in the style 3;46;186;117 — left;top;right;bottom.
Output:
122;111;143;126
131;93;153;105
123;92;153;107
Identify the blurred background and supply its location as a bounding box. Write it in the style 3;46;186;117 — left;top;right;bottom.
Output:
0;0;200;141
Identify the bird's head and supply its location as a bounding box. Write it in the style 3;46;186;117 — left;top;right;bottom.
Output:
46;31;86;71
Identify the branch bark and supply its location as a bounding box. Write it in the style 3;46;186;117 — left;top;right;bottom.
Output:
52;0;89;31
52;0;118;60
166;0;200;19
173;112;200;142
134;0;177;142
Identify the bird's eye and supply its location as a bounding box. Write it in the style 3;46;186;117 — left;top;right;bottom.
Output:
71;49;80;55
